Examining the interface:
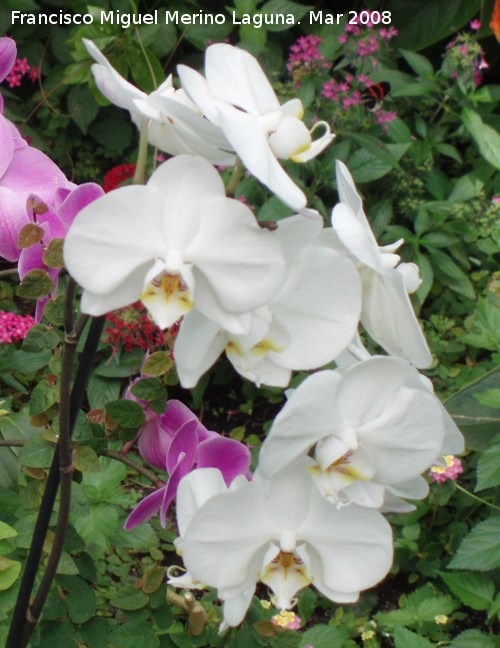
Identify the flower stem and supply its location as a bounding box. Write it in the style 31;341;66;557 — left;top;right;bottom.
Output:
454;482;500;511
225;157;243;196
132;117;150;185
6;314;104;648
103;450;162;487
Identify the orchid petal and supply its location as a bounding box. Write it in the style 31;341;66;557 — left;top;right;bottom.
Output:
0;114;14;177
335;160;377;246
298;496;393;594
64;186;164;295
165;419;199;476
124;487;165;530
291;122;335;163
205;43;280;115
174;311;228;389
0;186;30;261
137;418;172;471
176;468;228;536
259;371;343;478
197;436;251;486
188;195;285;313
331;202;382;270
270;245;361;369
0;37;16;83
361;267;432;368
215;105;307;210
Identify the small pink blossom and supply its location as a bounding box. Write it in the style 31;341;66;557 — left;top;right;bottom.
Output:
13;57;30;74
28;67;40;82
470;19;481;30
430;455;463;484
0;311;35;343
492;195;500;203
271;611;301;630
5;71;21;87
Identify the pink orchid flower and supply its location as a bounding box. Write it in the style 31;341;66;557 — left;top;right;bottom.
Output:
125;399;251;529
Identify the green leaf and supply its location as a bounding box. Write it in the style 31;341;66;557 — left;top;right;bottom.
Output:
89;117;133;154
446;368;500;451
74;446;102;474
448;517;500;571
87;374;121;410
57;575;97;624
298;625;351;647
450;629;499;648
142;351;174;377
476;441;500;491
94;349;144;377
42;238;65;268
440;571;494;610
16;269;54;299
474;389;500;409
110;617;159;648
80;618;111;648
462;108;500;169
109;584;149;610
348;143;410;183
130;377;166;402
0;558;21;591
394;627;434;648
460;300;500;352
400;50;434;77
389;0;481;50
22;324;60;353
449;173;484;202
0;521;16;541
43;295;66;326
67;84;99;134
346;132;400;167
104;400;146;428
18;435;54;468
29;380;59;416
428;249;475;300
261;0;311;31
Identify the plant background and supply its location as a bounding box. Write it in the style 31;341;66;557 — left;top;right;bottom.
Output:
0;0;499;646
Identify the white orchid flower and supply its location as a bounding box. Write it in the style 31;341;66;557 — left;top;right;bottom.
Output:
324;160;432;368
63;155;285;333
167;468;248;591
178;44;335;211
336;336;464;467
173;215;361;388
259;357;448;510
179;461;392;629
83;39;234;165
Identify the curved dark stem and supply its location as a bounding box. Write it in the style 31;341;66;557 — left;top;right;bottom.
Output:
6;314;104;648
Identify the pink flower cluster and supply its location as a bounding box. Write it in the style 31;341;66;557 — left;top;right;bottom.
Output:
0;310;35;343
287;35;329;84
4;57;40;88
444;33;488;88
271;610;301;630
429;455;463;484
323;79;363;109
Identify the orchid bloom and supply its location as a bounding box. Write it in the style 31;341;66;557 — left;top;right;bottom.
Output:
178;44;335;211
63;155;285;333
178;461;392;628
259;357;452;510
0;37;16;113
16;183;104;320
0;113;74;262
174;215;361;388
124;400;250;529
323;161;432;368
83;39;234;165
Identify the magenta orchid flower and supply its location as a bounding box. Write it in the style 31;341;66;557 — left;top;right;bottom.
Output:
16;183;104;320
0;37;16;113
0;114;76;262
125;399;251;530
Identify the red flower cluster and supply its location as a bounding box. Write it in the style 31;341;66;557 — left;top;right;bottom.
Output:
102;164;136;192
104;302;166;352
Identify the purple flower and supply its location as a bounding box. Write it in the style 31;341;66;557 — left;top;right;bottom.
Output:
125;399;251;529
0;113;77;262
16;183;104;320
0;37;16;85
